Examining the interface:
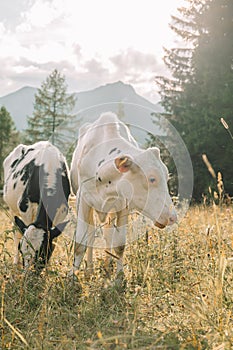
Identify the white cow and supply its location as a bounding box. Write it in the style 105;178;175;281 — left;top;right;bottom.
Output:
70;112;177;276
3;141;70;271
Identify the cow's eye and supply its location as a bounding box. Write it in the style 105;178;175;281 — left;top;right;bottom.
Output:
149;177;157;184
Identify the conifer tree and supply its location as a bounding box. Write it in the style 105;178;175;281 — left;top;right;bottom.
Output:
0;106;20;187
155;0;233;200
25;69;76;145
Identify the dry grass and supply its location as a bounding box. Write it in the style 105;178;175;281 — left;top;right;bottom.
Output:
0;200;233;349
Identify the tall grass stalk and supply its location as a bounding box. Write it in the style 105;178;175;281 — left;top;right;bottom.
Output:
221;117;233;141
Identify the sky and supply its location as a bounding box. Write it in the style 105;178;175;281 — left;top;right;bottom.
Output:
0;0;186;103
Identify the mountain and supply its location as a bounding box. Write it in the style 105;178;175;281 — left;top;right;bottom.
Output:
0;81;163;145
0;86;37;130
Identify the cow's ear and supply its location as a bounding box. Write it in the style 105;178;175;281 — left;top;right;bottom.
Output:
14;216;27;233
114;156;133;173
150;147;160;158
50;221;69;239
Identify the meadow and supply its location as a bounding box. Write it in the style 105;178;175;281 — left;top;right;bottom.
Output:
0;200;233;349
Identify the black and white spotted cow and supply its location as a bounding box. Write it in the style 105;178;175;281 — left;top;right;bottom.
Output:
70;112;177;277
3;141;70;271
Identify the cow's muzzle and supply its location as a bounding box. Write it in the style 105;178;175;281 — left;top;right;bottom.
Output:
155;210;177;229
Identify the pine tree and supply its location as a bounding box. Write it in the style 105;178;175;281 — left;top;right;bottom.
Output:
25;69;76;145
156;1;204;113
0;106;20;187
155;0;233;200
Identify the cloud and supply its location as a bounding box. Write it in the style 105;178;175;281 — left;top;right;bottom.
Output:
0;22;5;36
19;0;65;29
0;0;32;30
66;58;111;93
0;53;108;96
0;46;162;103
110;48;164;79
108;48;166;100
84;59;108;75
73;44;82;59
0;55;77;95
0;0;171;102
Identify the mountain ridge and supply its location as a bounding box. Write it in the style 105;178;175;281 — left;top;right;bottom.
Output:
0;81;163;134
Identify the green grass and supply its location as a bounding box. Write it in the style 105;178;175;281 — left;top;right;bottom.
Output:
0;204;233;349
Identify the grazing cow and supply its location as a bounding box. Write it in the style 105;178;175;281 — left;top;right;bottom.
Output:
70;112;177;277
3;141;70;271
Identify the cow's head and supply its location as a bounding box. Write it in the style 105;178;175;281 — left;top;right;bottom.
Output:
15;217;68;271
114;147;177;228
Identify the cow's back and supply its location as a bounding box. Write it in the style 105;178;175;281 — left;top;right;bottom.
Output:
70;112;139;194
3;141;70;225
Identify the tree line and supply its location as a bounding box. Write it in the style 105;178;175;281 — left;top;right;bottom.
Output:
152;0;233;201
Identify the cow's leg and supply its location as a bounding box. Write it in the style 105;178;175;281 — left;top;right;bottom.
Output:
86;246;93;275
103;212;116;273
103;209;128;275
13;231;22;265
86;208;95;276
13;209;34;266
72;197;91;275
114;209;128;274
